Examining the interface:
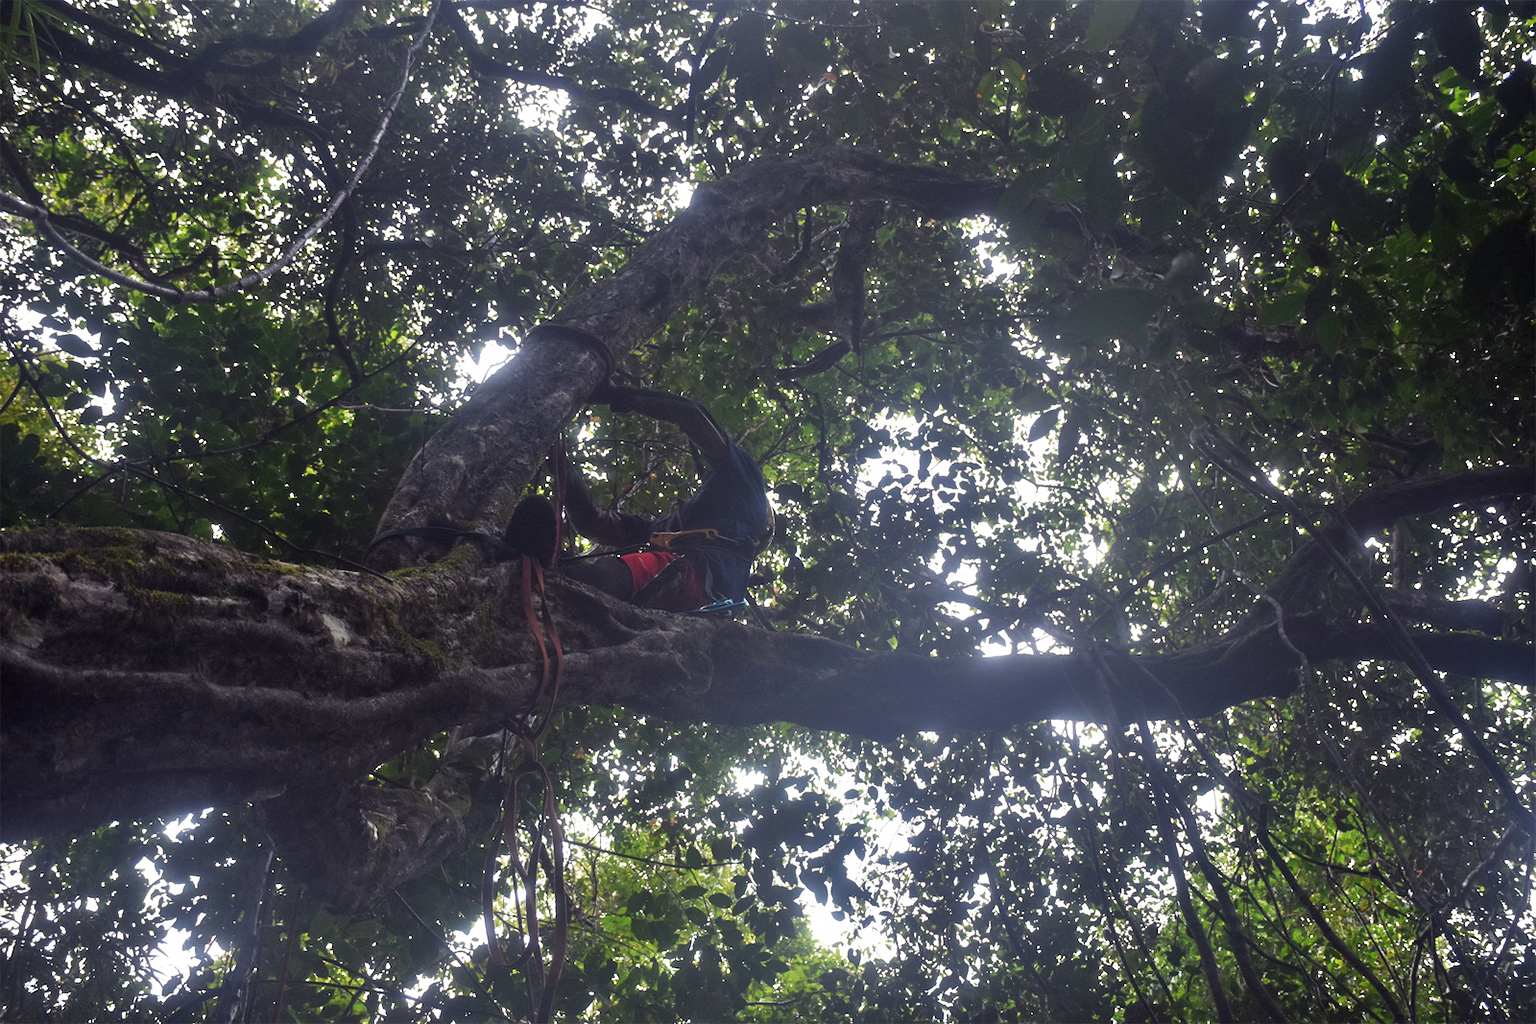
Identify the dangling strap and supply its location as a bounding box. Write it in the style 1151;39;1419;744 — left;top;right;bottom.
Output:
648;527;719;550
482;553;569;1023
480;324;614;1020
548;435;568;569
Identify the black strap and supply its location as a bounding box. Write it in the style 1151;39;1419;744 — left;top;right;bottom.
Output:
525;323;616;384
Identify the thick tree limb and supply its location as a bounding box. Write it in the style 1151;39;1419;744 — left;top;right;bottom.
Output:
3;510;1526;909
1304;625;1533;687
779;338;851;379
370;149;1006;565
29;10;321;135
1257;465;1534;616
1202;442;1535;832
256;731;508;914
1381;591;1507;637
7;3;440;305
0;137;160;274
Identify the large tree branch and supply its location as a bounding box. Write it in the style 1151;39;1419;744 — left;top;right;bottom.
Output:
1381;590;1508;637
30;10;321;135
1244;465;1535;626
4;514;1527;911
370;149;1006;565
1303;624;1533;687
0;136;159;273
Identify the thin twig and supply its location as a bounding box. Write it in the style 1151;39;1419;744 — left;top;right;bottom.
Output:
213;846;273;1024
564;836;715;872
393;890;512;1021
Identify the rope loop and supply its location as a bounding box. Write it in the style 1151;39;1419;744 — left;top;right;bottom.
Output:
525;322;616;386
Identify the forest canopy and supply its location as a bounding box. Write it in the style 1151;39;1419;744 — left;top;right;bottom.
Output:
1;0;1533;1021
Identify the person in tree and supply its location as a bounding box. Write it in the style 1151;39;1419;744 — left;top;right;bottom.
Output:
504;384;771;611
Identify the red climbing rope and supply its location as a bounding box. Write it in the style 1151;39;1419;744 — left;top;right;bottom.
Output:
481;439;575;1022
482;323;614;1021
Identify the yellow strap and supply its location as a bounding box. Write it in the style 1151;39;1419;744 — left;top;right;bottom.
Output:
648;528;719;551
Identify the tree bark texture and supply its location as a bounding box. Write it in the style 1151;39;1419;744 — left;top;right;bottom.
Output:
4;462;1530;909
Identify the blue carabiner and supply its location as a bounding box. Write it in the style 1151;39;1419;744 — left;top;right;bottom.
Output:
687;598;747;616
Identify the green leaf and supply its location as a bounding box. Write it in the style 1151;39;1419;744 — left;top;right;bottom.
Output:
978;58;1026;110
1311;310;1343;355
997;173;1056;244
1026;64;1096;123
1257;290;1308;327
1304;275;1334;323
976;68;999;104
774;22;829;75
1082;145;1124;232
1082;1;1140;49
1028;408;1059;443
1359;16;1417;111
1059;287;1163;343
1011;383;1055;414
1429;2;1482;81
1405;171;1436;236
54;333;97;358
